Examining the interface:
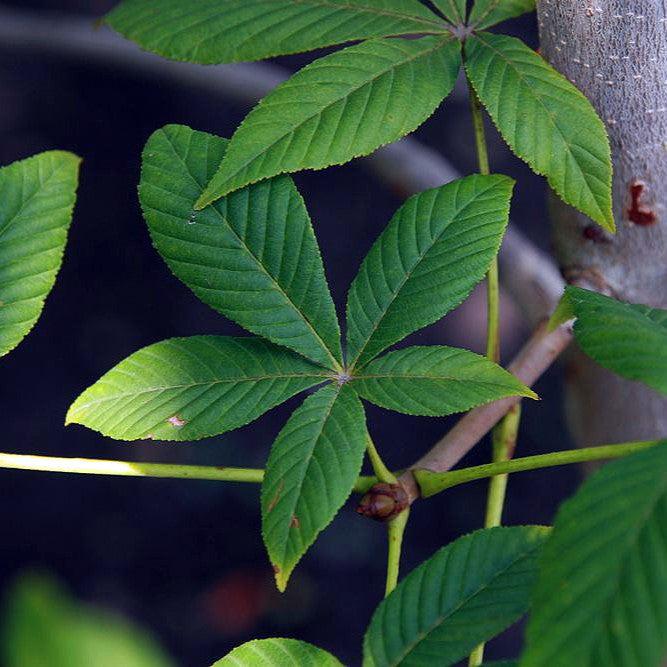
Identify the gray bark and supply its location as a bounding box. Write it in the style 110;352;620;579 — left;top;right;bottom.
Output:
537;0;667;445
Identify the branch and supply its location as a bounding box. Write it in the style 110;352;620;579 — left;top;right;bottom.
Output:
398;320;573;503
0;5;564;324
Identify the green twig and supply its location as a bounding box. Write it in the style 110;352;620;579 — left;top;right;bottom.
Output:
385;507;410;597
467;74;504;667
0;452;377;493
416;440;664;498
469;404;522;666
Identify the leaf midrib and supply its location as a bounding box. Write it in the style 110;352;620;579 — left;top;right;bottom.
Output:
388;540;542;665
71;373;331;411
206;35;451;198
468;33;607;223
158;130;342;370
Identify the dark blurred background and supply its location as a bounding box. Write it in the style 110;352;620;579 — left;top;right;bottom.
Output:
0;1;581;665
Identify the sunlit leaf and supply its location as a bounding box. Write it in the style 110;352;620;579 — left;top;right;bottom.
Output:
67;336;329;441
196;36;461;205
212;638;342;666
107;0;446;65
468;0;535;29
0;151;80;358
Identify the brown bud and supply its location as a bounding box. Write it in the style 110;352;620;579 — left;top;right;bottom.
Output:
356;483;409;522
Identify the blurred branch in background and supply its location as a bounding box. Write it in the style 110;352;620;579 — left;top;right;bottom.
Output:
0;4;564;327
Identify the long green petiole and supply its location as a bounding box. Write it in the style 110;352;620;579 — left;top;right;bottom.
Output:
385;508;410;597
416;440;665;498
0;452;377;493
467;74;506;667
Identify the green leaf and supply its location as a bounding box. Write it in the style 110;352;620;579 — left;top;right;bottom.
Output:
464;33;613;230
107;0;446;65
346;174;513;369
262;383;367;591
212;638;342;666
196;36;461;206
3;573;175;667
351;345;536;415
66;336;329;442
140;124;342;370
0;151;80;358
520;443;667;667
363;526;550;667
555;287;667;395
431;0;467;25
468;0;535;29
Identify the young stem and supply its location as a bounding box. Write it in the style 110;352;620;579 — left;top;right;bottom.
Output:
485;404;521;527
0;452;377;493
469;404;522;666
385;507;410;597
467;76;506;667
416;440;663;497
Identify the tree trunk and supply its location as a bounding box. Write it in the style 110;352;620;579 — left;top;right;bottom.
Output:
537;0;667;445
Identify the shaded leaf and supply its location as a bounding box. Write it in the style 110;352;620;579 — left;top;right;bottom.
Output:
0;151;80;358
352;345;536;415
464;33;613;230
66;336;329;441
212;638;342;666
140;124;342;370
262;384;367;591
197;36;461;205
432;0;466;25
468;0;535;29
346;174;513;369
520;444;667;667
107;0;446;65
364;526;550;666
3;573;174;667
551;287;667;395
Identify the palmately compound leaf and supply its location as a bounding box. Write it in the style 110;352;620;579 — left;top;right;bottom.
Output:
520;444;667;667
346;174;513;369
140;124;342;370
468;0;535;29
552;286;667;395
351;346;536;416
464;33;613;230
66;336;330;442
262;384;367;591
196;36;461;206
212;638;342;666
3;573;175;667
363;526;550;667
431;0;466;25
0;151;80;358
106;0;446;65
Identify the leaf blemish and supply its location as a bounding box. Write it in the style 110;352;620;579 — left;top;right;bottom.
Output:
267;480;285;513
627;180;657;226
290;515;300;529
167;415;186;428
